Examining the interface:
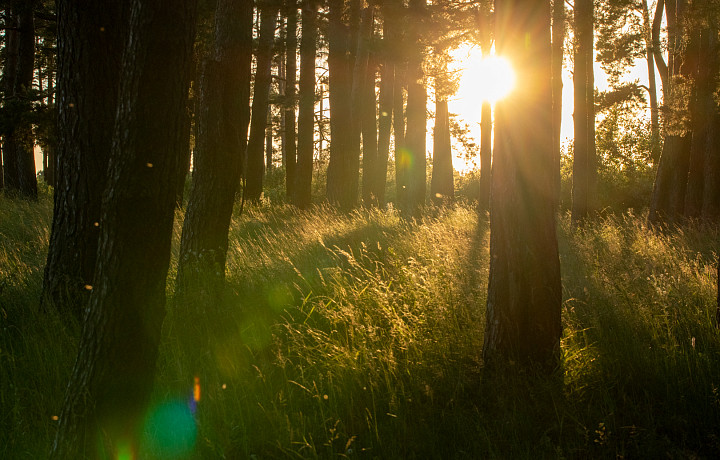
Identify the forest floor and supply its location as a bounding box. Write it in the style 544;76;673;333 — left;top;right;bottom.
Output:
1;189;719;458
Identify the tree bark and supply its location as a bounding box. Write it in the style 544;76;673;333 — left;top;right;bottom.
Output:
175;0;253;320
571;0;596;226
49;0;197;456
649;0;692;226
245;0;279;201
403;0;427;216
483;0;561;370
284;0;298;200
430;98;454;204
361;41;379;207
375;2;395;206
642;0;661;162
2;5;20;193
294;0;318;209
326;0;353;206
551;0;564;209
42;0;128;319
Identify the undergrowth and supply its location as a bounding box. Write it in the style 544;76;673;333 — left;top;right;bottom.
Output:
1;189;718;458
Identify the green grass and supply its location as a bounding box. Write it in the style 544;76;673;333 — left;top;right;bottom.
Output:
1;189;719;458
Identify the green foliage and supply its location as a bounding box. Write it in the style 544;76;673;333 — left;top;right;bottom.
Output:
2;193;719;458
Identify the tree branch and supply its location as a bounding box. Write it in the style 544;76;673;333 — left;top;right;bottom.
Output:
652;0;668;88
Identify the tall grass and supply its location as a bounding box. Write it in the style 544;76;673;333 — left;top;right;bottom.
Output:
1;190;718;458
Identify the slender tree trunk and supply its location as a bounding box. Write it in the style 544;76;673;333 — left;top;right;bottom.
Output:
551;0;564;208
246;1;279;201
294;0;318;209
642;0;661;162
266;109;274;173
483;0;561;370
361;47;379;207
42;0;129;319
375;3;395;206
479;101;492;209
175;0;253;321
285;0;298;199
326;0;353;206
43;74;56;187
49;0;197;456
430;98;454;204
403;0;427;216
571;0;595;225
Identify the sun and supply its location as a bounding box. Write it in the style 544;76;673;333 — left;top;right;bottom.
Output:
450;45;516;105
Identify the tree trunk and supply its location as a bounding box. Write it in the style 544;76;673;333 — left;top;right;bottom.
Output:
393;61;407;209
294;0;318;209
403;0;427;216
284;0;298;200
49;0;197;457
479;101;492;209
326;0;353;206
375;2;395;206
571;0;596;226
430;98;454;204
551;0;564;208
42;0;129;319
266;109;274;173
642;0;661;162
361;47;379;207
2;5;19;193
649;0;692;226
175;0;253;323
245;1;279;202
483;0;561;370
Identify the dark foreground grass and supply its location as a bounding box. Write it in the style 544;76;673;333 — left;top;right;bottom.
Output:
1;191;718;458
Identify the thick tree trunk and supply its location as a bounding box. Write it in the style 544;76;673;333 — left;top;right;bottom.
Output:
361;50;379;207
375;5;395;206
649;0;692;226
284;0;298;200
294;0;318;209
42;0;128;319
326;0;353;206
346;4;373;209
483;0;561;370
430;98;454;204
176;0;253;320
49;0;197;457
403;0;427;216
245;1;279;201
2;6;19;192
551;0;564;208
3;0;39;199
571;0;596;225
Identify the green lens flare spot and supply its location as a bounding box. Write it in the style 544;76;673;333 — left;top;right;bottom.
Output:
143;400;197;458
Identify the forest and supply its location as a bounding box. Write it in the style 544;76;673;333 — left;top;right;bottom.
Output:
0;0;719;458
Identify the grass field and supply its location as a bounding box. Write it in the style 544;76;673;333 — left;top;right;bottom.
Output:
1;189;718;458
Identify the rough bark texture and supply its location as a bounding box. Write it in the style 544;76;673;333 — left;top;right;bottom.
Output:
403;0;427;216
175;0;253;316
245;0;279;201
49;0;197;457
571;0;596;226
326;0;353;207
42;0;128;319
294;0;318;209
284;0;298;200
430;98;454;204
483;0;561;370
